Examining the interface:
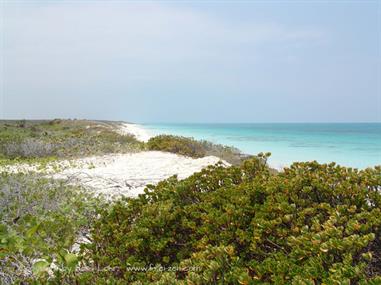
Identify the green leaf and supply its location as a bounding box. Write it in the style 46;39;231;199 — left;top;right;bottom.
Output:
64;252;78;269
32;260;50;276
26;223;40;238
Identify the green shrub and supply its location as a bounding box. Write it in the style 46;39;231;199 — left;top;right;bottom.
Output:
147;135;244;165
0;172;102;284
147;135;206;158
80;157;381;284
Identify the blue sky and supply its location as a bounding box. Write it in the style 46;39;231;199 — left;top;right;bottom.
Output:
1;0;380;123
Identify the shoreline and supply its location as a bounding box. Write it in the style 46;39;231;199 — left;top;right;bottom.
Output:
121;122;286;170
136;123;381;170
116;122;153;143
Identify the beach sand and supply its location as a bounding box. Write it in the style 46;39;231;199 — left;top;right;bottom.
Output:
116;122;152;142
52;151;227;198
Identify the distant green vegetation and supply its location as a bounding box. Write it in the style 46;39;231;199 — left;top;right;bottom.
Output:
0;119;144;160
77;157;380;284
147;134;245;165
0;120;245;165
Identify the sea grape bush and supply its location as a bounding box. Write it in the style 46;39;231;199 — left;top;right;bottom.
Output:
147;135;206;158
147;135;244;165
80;156;381;284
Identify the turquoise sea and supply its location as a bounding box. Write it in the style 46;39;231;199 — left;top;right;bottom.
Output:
143;123;381;169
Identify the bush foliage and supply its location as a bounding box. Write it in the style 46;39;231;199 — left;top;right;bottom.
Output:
81;156;381;284
0;173;101;284
147;135;244;165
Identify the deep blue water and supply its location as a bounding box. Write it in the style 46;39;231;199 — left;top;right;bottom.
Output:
143;123;381;169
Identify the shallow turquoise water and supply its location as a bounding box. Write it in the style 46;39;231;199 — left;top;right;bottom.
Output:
143;123;381;169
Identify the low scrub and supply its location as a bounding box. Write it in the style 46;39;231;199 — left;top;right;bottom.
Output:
0;120;144;159
147;135;244;165
0;173;102;284
61;156;381;284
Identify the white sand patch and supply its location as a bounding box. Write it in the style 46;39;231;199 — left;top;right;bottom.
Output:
117;123;152;142
1;152;228;199
0;159;79;174
52;151;228;198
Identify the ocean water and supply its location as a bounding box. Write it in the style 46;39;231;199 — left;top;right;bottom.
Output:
143;123;381;169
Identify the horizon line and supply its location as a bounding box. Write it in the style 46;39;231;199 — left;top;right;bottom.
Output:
1;118;381;124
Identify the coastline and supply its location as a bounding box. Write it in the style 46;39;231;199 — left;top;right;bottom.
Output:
117;122;153;143
125;122;286;170
9;120;379;200
141;123;381;170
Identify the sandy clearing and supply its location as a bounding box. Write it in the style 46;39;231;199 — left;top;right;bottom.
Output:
51;151;228;198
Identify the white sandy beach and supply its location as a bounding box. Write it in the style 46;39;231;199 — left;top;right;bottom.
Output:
116;122;152;142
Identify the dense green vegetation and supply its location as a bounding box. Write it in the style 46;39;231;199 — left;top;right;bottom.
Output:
0;119;144;160
59;156;379;284
147;135;245;165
